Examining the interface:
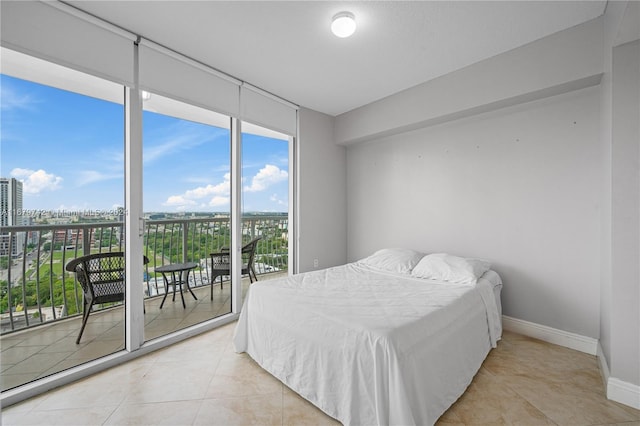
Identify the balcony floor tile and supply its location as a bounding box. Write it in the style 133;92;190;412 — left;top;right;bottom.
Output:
1;273;285;393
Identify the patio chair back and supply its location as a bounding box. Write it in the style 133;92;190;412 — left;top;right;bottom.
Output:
66;252;148;344
209;237;262;296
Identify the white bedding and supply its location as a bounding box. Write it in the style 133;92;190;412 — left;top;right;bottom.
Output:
234;262;502;426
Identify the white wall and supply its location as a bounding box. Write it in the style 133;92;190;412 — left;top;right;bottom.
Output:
598;0;618;373
599;1;640;403
335;17;603;145
297;107;347;272
340;15;608;342
347;87;602;338
610;38;640;389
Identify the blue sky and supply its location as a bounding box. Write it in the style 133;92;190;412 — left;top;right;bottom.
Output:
1;74;289;213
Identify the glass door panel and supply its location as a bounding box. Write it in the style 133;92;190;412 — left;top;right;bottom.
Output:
142;93;232;342
240;122;290;303
0;48;125;391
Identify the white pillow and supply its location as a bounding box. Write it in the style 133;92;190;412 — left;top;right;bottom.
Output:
360;248;424;274
411;253;491;284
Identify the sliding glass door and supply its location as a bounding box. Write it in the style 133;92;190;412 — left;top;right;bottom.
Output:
1;3;298;401
0;48;126;391
239;122;292;303
141;92;233;342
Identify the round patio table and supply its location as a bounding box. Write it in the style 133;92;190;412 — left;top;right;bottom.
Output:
156;262;198;309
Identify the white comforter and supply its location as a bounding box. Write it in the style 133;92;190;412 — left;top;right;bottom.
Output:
234;262;502;426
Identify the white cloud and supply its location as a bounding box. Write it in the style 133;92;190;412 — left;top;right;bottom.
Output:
0;86;37;111
11;168;63;194
164;195;197;207
57;203;83;211
244;165;288;193
145;135;191;163
163;164;287;212
164;173;231;210
270;193;287;206
184;173;230;199
76;170;121;186
209;196;230;207
144;125;223;164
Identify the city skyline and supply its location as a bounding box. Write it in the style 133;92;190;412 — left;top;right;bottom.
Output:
1;74;289;214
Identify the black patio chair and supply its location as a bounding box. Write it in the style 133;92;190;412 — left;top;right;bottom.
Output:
209;237;261;298
65;252;149;344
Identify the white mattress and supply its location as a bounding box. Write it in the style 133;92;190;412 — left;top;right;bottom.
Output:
234;262;502;426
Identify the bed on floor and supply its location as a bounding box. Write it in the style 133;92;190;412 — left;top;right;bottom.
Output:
234;249;502;426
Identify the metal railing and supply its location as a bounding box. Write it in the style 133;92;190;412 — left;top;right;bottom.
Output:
0;215;288;333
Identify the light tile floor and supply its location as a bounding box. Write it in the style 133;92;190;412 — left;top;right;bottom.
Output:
0;285;231;393
2;327;639;425
1;274;285;393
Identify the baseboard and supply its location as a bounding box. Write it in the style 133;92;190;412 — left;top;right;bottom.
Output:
608;378;640;409
501;315;598;355
503;316;640;410
597;342;640;410
597;341;610;389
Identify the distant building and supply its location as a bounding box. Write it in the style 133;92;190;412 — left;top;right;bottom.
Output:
0;177;26;257
52;228;96;248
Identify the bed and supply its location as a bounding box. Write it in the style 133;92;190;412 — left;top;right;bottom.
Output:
233;249;503;425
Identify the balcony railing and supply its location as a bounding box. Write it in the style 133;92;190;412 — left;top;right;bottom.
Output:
0;214;288;333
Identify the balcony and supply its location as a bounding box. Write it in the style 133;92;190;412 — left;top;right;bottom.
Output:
0;215;288;392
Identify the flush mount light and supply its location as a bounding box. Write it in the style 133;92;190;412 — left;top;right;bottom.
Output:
331;12;356;38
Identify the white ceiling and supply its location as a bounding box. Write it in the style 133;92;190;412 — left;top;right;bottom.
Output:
67;1;607;116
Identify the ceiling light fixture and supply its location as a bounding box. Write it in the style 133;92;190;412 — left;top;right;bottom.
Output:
141;90;151;101
331;12;356;38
